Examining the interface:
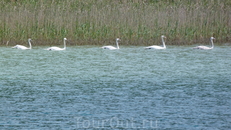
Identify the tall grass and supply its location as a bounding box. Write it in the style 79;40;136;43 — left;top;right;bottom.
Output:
0;0;230;45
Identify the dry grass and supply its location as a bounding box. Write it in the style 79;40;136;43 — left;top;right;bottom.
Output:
0;0;230;46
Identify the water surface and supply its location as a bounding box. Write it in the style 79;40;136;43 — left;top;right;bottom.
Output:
0;46;231;129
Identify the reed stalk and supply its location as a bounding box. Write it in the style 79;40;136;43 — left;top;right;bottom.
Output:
0;0;230;46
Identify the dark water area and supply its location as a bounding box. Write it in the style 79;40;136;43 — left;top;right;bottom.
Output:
0;46;231;129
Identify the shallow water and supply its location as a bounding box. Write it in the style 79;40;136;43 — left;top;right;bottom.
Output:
0;46;231;129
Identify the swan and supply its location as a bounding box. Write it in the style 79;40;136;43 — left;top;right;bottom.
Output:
193;37;215;50
101;38;120;50
12;39;32;50
45;38;67;51
145;35;166;49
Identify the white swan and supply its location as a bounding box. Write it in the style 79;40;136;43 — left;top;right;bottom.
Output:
45;38;67;51
12;39;32;50
193;37;215;50
101;38;120;50
145;35;166;49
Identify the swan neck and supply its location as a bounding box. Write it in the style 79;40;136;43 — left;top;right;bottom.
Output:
210;39;214;49
162;37;166;48
28;40;32;49
116;40;119;49
64;39;66;50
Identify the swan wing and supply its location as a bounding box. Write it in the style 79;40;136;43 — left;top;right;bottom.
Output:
145;45;165;49
45;46;64;51
193;46;211;50
101;46;117;50
12;45;29;50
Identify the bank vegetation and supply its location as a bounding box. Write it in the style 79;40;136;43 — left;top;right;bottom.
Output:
0;0;230;46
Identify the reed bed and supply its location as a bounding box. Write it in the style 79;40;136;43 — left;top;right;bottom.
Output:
0;0;230;46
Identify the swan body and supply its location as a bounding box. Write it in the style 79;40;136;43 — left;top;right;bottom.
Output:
12;39;32;50
146;45;165;49
45;38;67;51
102;38;120;50
46;46;65;51
145;35;166;49
193;37;215;50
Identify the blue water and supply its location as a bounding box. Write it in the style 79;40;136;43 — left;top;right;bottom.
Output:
0;46;231;129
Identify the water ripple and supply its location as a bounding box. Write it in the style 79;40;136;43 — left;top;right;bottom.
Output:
0;46;231;129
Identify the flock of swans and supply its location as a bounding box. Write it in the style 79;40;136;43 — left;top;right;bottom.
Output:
11;35;215;51
12;38;67;51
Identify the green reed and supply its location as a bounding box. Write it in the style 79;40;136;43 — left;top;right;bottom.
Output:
0;0;230;46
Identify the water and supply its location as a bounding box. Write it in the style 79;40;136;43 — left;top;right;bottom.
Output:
0;45;231;129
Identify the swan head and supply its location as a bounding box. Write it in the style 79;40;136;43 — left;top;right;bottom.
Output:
161;35;166;38
116;38;120;42
210;37;215;40
64;38;67;40
28;38;32;41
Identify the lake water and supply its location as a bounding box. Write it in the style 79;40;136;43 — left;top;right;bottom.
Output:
0;45;231;129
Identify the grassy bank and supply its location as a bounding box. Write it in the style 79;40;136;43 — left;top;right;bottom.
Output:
0;0;230;46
